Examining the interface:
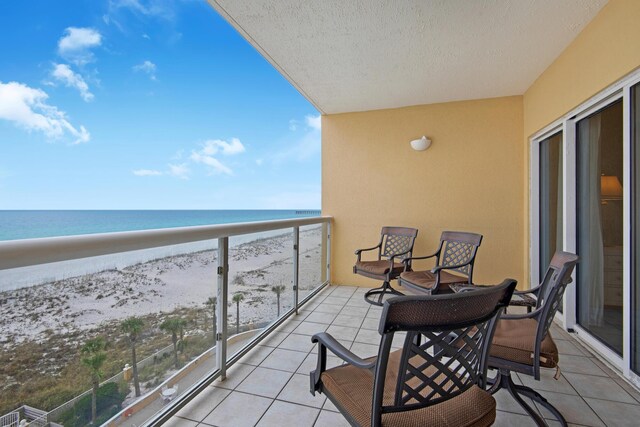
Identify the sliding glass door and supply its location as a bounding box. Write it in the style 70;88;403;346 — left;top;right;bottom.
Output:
633;83;640;374
539;132;563;281
576;100;624;355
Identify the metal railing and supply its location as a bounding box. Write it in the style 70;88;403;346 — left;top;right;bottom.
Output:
0;216;332;427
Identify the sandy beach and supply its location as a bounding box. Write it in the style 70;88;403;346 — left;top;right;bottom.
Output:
0;226;324;349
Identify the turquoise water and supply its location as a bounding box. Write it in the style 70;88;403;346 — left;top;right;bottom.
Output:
0;210;321;241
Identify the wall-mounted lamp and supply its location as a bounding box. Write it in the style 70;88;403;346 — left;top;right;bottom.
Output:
410;136;432;151
601;175;623;204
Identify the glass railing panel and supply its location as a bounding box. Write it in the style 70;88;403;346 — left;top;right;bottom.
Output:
298;223;327;302
226;230;295;359
0;241;219;426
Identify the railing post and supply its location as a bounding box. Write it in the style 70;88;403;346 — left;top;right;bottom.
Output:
216;237;229;380
326;221;331;284
293;227;300;314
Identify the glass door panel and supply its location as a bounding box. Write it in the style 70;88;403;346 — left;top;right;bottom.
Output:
576;100;624;355
633;84;640;373
539;132;564;280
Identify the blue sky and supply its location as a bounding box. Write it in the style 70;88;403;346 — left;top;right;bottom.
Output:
0;0;320;209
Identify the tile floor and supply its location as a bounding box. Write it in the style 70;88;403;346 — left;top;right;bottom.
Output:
167;285;640;427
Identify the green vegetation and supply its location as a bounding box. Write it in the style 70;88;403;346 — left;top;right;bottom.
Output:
160;318;187;369
271;284;286;316
205;297;217;342
57;382;127;427
120;317;144;397
80;337;107;424
232;293;245;335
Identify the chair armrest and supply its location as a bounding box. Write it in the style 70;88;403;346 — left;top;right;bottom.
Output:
354;244;381;255
431;262;469;274
514;283;543;297
354;244;381;262
388;249;412;263
309;332;375;395
312;332;374;369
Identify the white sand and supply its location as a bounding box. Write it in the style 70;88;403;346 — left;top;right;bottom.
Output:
0;226;324;349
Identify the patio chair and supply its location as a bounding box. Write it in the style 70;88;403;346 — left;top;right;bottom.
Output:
353;226;418;306
398;231;482;295
487;251;578;427
310;279;517;427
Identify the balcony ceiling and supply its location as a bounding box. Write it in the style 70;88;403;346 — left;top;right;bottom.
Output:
209;0;607;114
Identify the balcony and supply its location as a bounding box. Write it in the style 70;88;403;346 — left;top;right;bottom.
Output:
166;284;640;427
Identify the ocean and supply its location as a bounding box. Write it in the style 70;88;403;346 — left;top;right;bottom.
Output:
0;210;323;290
0;210;321;242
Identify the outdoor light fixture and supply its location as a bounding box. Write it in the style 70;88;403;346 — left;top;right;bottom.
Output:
410;135;432;151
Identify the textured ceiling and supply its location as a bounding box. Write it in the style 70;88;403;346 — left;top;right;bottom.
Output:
209;0;607;114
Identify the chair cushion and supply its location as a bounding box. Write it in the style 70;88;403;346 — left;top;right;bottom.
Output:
490;318;559;368
399;270;467;292
321;350;496;427
355;260;404;277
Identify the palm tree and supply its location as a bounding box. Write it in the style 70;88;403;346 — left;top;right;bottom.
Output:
205;297;217;342
160;318;187;368
271;284;286;316
81;337;107;425
232;293;244;335
121;317;144;397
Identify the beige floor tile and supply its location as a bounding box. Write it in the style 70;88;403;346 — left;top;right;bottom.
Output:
278;333;316;352
242;345;274;366
534;391;604;426
314;410;351;427
584;397;640;427
517;370;578;395
342;306;369;317
293;321;329;336
332;314;366;327
564;372;636;403
175;386;230;421
202;391;272;427
236;366;293;398
322;398;339;412
256;400;320;427
260;331;290;348
349;341;380;359
558;355;608;377
277;373;327;408
354;328;380;345
276;319;302;333
213;363;256;390
556;339;587;356
325;325;359;341
360;317;380;330
314;303;343;314
493;411;539;426
304;312;338;324
494;389;540;416
163;417;199;427
260;348;308;372
323;296;349;306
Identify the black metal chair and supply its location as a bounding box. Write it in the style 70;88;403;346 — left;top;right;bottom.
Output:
399;231;482;295
488;251;579;427
310;279;517;427
353;227;418;306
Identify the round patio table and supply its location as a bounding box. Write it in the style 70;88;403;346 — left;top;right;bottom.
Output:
449;283;537;311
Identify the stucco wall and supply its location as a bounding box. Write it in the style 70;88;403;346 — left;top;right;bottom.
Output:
322;96;524;288
521;0;640;282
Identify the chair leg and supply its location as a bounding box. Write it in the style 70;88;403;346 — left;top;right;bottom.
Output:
364;281;404;306
488;369;565;427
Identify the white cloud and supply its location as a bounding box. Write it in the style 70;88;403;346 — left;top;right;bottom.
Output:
50;64;94;102
259;188;321;209
0;81;90;144
133;60;157;81
255;158;263;166
107;0;176;21
58;27;102;65
305;114;321;131
288;119;297;131
201;138;245;156
168;163;190;180
133;169;162;176
190;151;233;175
